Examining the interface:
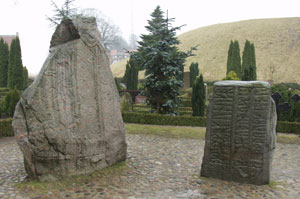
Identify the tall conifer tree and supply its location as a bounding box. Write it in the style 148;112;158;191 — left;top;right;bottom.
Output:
0;39;9;87
189;62;199;87
242;40;257;81
242;40;251;81
226;40;241;78
135;6;191;114
7;39;16;89
249;43;257;80
122;57;139;90
226;40;233;74
232;40;242;78
192;74;205;116
7;36;24;90
23;66;29;89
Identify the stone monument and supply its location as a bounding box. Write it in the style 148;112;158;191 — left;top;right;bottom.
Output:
12;17;127;181
200;81;276;185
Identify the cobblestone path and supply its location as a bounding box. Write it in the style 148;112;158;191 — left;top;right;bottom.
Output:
0;134;300;199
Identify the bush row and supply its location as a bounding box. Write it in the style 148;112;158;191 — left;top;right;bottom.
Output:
180;99;192;107
122;112;300;135
0;118;13;137
122;112;206;127
277;121;300;135
1;116;299;138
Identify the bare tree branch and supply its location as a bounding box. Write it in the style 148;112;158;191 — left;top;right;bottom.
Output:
79;8;124;51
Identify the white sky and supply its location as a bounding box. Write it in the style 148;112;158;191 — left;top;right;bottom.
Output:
1;0;299;76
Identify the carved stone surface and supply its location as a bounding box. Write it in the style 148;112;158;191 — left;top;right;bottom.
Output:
200;81;277;185
12;17;127;181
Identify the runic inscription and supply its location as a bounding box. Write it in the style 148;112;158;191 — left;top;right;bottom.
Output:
200;81;276;185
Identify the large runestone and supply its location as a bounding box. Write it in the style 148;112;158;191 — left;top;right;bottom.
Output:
200;81;276;185
12;17;127;181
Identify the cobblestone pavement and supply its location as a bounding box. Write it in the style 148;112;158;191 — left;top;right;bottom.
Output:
0;134;300;199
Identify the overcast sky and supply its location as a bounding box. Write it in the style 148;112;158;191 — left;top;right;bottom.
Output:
1;0;299;76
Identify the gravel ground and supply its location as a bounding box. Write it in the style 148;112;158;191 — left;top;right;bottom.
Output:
0;134;300;199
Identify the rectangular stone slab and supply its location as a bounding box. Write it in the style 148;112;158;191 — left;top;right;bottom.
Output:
200;81;276;185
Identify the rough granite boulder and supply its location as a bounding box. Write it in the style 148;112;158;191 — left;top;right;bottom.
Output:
12;17;127;181
200;81;276;185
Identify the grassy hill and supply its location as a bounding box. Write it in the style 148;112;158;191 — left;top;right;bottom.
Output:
111;17;300;84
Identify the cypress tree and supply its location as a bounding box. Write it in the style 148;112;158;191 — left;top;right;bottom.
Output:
122;58;138;90
232;40;241;78
23;66;29;89
241;40;251;81
0;39;9;87
192;74;205;117
122;61;130;84
249;43;257;80
226;40;241;78
226;40;233;74
189;62;199;87
7;39;16;89
242;40;257;81
14;37;24;89
7;36;24;90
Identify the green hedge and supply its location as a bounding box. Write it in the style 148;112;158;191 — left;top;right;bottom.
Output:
0;118;13;137
1;116;300;138
123;112;300;135
122;112;206;127
180;99;192;107
179;107;192;112
277;121;300;135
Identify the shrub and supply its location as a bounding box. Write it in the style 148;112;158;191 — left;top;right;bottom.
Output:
277;121;300;135
120;92;133;112
0;87;20;117
0;118;13;137
223;71;240;80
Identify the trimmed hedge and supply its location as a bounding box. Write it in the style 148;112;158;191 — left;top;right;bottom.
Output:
122;112;206;127
180;99;192;107
122;112;300;135
0;118;13;137
277;121;300;135
179;107;192;112
1;116;299;138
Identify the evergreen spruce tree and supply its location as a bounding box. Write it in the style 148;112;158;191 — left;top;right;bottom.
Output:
189;62;199;87
192;74;205;116
0;39;9;87
136;6;190;114
7;36;24;90
47;0;77;27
